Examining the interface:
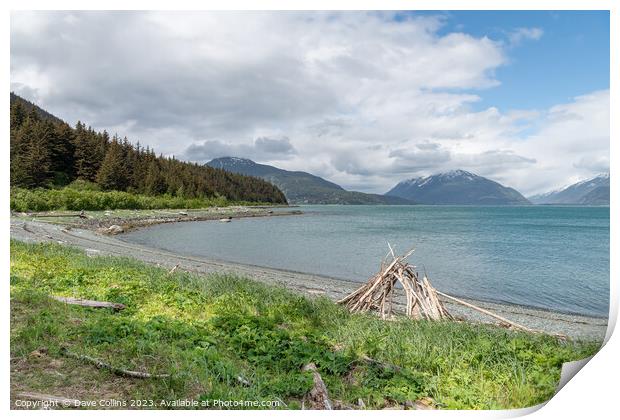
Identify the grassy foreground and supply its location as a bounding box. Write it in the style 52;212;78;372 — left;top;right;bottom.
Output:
10;241;600;410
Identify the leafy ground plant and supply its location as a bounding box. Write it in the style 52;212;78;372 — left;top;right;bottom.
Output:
10;240;600;409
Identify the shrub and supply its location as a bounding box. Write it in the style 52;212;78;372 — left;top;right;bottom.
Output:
10;187;233;211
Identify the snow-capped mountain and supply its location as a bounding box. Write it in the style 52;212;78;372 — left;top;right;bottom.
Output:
528;173;609;205
385;170;530;205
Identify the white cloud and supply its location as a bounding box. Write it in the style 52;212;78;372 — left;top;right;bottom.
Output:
508;27;544;46
186;137;297;162
10;12;608;196
512;90;610;195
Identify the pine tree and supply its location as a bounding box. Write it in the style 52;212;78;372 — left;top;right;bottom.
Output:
73;121;94;181
10;116;52;188
96;139;129;191
53;123;76;181
144;160;167;195
10;101;26;131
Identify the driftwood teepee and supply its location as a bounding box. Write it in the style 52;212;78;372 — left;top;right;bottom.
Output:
338;245;451;321
337;245;552;336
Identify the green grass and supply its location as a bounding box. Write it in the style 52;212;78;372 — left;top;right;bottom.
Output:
9;186;264;212
10;241;600;409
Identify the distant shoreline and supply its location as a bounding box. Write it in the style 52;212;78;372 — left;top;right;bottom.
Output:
11;205;303;234
10;217;608;340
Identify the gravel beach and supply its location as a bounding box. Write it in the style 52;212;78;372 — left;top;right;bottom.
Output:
10;215;608;341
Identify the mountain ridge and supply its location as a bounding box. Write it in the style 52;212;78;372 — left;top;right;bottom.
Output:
528;173;609;205
386;170;530;205
206;157;413;205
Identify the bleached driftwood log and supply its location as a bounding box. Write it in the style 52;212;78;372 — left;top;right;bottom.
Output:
302;363;332;410
51;296;126;311
60;348;169;379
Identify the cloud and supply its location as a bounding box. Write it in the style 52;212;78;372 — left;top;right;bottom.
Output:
10;12;608;195
508;27;544;46
511;90;610;194
573;155;609;173
254;137;296;155
184;136;297;162
10;11;505;138
388;142;452;173
455;150;536;170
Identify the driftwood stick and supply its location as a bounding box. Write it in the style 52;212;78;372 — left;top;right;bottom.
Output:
168;264;180;275
302;363;332;410
402;248;416;260
51;296;126;311
16;392;82;408
387;242;396;259
435;291;533;332
355;272;392;307
337;282;370;304
61;348;169;379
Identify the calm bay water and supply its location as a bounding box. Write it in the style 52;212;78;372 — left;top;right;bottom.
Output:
120;205;609;317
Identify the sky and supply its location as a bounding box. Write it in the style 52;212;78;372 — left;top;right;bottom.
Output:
10;10;610;195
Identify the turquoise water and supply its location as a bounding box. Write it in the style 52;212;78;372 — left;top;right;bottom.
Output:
121;205;610;317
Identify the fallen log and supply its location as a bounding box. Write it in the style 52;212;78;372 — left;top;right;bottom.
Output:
302;363;332;410
435;291;534;333
51;296;126;311
60;348;169;379
16;392;82;408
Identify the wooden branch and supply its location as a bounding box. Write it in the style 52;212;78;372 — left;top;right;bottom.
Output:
387;242;396;259
435;291;534;332
302;363;332;410
51;296;126;311
16;392;82;408
60;348;169;379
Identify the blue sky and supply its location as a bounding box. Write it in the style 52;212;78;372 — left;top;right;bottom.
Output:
409;10;610;112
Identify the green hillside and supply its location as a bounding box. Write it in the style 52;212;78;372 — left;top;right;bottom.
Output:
10;94;287;205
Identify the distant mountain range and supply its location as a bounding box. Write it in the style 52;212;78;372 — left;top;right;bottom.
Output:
207;157;609;206
528;174;609;205
385;170;530;205
206;157;412;205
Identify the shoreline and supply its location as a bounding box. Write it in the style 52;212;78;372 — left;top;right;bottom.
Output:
10;217;607;341
11;206;302;234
